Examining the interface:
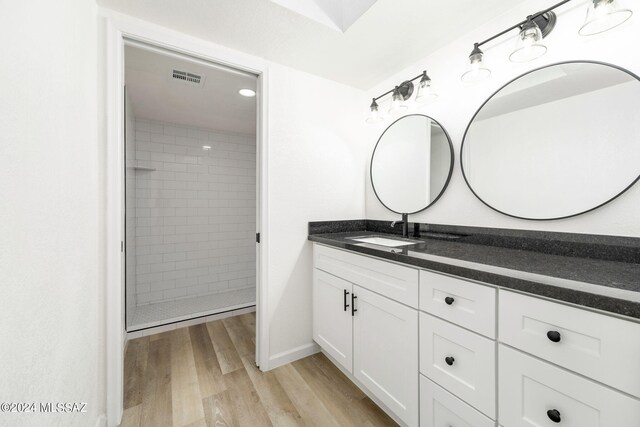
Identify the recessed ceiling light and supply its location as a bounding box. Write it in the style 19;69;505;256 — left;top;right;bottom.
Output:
238;88;256;97
202;145;211;150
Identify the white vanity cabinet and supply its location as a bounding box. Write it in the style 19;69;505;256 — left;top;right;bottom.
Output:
419;270;640;427
313;244;419;426
311;242;640;427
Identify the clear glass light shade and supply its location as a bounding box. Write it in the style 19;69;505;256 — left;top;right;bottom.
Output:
366;102;384;124
461;48;491;83
389;89;408;114
415;78;438;104
579;0;633;36
509;19;547;63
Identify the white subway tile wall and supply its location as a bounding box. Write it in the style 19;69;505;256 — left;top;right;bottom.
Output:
133;118;256;305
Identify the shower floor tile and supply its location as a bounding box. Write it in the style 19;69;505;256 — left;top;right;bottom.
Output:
127;287;255;331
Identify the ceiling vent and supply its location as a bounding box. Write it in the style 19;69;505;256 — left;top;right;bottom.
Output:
170;69;206;87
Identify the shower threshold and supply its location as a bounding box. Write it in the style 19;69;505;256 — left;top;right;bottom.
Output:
127;287;255;332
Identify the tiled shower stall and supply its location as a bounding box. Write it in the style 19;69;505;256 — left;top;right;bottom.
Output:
125;113;256;330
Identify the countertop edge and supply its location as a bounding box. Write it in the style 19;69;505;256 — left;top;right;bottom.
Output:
309;234;640;321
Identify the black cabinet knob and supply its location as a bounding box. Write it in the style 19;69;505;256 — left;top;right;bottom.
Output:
547;330;561;343
343;289;350;312
547;409;561;423
444;356;455;366
444;296;455;305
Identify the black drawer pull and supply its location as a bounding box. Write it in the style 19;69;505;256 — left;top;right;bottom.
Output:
547;330;561;343
444;356;455;366
343;289;350;311
444;296;455;305
351;294;357;316
547;409;561;423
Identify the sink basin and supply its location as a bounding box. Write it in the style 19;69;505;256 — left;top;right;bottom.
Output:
348;235;420;247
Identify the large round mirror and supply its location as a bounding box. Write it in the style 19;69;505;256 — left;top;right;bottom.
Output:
462;61;640;220
371;114;454;214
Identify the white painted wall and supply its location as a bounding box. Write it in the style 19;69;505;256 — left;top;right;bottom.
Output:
0;0;104;426
364;0;640;237
266;63;366;363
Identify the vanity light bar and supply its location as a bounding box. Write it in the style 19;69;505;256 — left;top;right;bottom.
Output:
366;70;435;124
367;0;633;122
462;0;633;83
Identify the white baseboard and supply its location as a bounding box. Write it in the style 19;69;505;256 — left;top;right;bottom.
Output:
95;414;107;427
267;342;320;371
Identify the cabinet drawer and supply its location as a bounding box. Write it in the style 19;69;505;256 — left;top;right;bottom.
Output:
420;375;495;427
499;290;640;397
420;313;496;419
499;345;640;427
419;270;496;338
314;244;419;307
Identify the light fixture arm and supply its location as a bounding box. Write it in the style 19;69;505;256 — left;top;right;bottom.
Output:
475;0;571;48
372;70;428;103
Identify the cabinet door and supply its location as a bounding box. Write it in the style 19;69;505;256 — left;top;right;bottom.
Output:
313;269;353;372
353;285;419;426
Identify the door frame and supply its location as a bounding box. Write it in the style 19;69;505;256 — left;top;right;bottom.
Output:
100;9;270;426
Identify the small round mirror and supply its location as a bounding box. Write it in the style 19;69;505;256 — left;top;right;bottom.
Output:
371;114;454;214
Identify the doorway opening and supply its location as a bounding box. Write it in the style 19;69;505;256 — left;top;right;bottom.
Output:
123;42;259;332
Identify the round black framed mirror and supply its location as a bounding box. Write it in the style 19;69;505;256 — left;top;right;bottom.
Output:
370;114;454;214
461;61;640;220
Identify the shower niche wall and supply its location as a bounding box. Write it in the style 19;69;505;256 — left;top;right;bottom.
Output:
124;44;258;331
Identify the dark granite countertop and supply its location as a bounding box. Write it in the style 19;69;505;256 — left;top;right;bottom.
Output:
308;229;640;320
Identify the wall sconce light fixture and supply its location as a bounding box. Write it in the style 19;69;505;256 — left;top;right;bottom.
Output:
415;71;438;104
365;99;384;124
461;0;633;83
461;43;492;84
366;70;436;124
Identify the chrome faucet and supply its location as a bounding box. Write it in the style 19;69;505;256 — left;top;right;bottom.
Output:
390;213;409;238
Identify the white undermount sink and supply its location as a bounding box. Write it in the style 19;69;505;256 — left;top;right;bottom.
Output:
348;235;420;247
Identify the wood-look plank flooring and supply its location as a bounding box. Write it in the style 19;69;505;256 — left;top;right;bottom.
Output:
120;313;397;427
